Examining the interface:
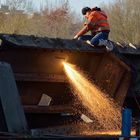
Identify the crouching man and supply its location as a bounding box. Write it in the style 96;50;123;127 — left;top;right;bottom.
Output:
74;7;114;51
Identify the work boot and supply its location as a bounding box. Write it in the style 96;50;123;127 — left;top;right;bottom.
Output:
98;39;114;52
86;40;95;47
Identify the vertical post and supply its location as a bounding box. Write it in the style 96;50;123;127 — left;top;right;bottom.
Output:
0;62;28;134
122;108;132;137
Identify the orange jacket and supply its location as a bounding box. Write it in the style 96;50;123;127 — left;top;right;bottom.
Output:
76;9;110;37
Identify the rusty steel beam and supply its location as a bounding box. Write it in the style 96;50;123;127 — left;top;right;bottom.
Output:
15;73;66;82
23;105;74;114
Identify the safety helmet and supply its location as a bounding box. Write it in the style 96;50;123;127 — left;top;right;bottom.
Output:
82;7;91;15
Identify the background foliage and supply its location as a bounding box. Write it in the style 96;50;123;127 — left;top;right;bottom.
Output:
0;0;139;44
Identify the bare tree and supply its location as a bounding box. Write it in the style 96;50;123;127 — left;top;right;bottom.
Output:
0;0;81;38
39;0;81;38
5;0;33;12
0;0;34;34
104;0;140;44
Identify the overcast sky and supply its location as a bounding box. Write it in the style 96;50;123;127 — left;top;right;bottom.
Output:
69;0;115;13
34;0;115;13
0;0;115;13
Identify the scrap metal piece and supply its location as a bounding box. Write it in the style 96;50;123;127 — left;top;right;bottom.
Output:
38;94;52;106
81;114;93;123
129;43;137;49
116;42;125;48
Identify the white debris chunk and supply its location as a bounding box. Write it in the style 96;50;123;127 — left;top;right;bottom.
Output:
116;42;124;48
129;43;137;49
81;114;93;123
38;94;52;106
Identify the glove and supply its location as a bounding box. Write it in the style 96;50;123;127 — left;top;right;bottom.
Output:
73;35;79;40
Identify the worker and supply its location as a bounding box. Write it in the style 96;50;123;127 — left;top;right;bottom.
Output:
74;7;114;51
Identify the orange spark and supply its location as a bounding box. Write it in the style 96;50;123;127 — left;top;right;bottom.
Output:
63;62;121;130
